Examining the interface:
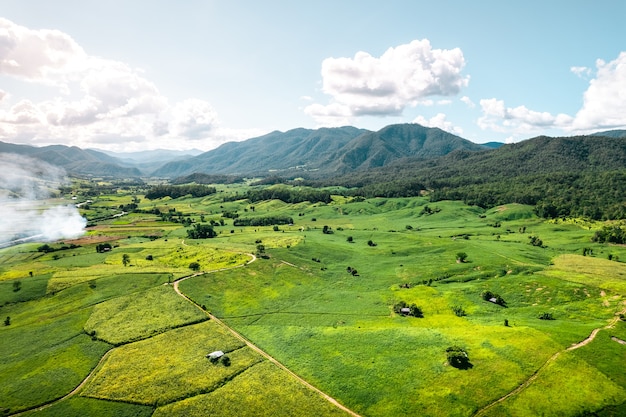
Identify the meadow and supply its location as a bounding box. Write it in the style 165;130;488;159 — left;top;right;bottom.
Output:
1;185;625;416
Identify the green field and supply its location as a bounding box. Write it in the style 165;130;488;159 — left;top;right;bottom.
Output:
1;188;625;416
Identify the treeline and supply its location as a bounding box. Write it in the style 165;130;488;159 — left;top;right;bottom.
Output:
225;186;332;204
233;216;294;226
429;170;626;220
145;184;216;200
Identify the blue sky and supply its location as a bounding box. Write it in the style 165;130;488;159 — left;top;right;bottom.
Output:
1;1;625;151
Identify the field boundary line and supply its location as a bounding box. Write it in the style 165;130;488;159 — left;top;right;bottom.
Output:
173;253;363;417
473;304;626;416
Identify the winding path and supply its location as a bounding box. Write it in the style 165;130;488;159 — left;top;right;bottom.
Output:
473;304;626;417
173;254;362;417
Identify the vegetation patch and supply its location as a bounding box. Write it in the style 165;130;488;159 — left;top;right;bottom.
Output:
84;285;208;345
81;321;263;406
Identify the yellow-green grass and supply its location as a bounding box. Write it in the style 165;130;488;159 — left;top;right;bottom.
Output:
0;308;110;414
152;361;349;417
20;397;154;417
84;285;208;345
81;321;263;406
542;254;626;293
483;351;626;416
45;240;248;292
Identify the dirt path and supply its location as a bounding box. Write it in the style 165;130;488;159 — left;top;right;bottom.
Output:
173;254;362;417
474;304;626;416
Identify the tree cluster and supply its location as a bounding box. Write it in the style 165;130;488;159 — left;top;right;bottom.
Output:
393;301;423;318
446;346;471;369
591;225;626;244
481;290;506;307
233;216;293;227
239;186;332;205
145;184;217;200
187;224;217;239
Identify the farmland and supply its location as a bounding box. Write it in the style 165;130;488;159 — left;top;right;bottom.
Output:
1;183;625;416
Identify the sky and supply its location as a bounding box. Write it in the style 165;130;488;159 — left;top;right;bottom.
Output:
1;0;625;152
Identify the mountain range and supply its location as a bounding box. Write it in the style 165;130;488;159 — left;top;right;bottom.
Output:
0;123;625;181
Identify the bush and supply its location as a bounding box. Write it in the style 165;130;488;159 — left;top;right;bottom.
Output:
221;355;231;367
446;346;470;369
451;305;466;317
456;252;468;262
538;312;555;320
189;262;201;271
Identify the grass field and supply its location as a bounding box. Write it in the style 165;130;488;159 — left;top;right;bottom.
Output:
1;188;625;416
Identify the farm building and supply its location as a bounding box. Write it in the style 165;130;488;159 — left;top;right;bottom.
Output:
206;351;224;360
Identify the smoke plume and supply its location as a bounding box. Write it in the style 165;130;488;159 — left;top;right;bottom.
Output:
0;153;86;246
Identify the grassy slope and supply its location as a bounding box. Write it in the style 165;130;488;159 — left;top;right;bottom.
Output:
2;192;626;416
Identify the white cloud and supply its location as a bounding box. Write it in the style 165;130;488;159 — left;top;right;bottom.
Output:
477;98;573;134
414;113;463;135
0;18;246;151
572;52;626;131
571;66;591;78
460;96;475;108
478;52;626;137
305;39;469;125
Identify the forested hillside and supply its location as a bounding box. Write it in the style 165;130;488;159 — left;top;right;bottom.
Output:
316;135;626;220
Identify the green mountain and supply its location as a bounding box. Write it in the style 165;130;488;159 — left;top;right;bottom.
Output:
331;134;626;220
153;124;487;178
0;141;141;178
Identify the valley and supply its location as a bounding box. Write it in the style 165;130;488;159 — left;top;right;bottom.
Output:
1;182;625;416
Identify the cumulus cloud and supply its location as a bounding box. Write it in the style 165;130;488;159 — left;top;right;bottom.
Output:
0;18;233;151
572;52;626;131
414;113;463;135
305;39;469;125
478;52;626;137
477;98;573;134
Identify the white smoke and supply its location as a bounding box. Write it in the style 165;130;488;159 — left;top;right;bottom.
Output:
0;153;86;246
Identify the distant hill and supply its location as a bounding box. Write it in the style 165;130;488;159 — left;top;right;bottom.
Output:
0;141;141;178
592;129;626;138
152;124;489;178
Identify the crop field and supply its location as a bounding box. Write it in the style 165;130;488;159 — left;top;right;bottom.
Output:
1;186;625;416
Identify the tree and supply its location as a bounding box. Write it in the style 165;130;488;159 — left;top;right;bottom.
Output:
189;262;201;271
13;281;21;292
367;240;377;247
122;254;130;267
322;225;333;234
221;355;231;367
456;252;468;263
446;346;471;369
451;305;466;317
347;236;354;243
504;319;509;327
4;316;10;326
409;304;424;318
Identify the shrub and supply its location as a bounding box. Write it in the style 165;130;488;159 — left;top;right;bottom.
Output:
451;305;466;317
456;252;468;262
446;346;470;369
189;262;201;271
221;356;231;367
538;312;555;320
